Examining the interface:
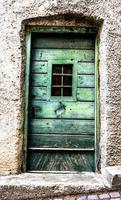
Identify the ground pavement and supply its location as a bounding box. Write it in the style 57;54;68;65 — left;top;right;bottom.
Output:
53;191;121;200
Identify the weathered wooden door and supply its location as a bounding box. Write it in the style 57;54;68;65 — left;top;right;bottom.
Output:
26;30;96;172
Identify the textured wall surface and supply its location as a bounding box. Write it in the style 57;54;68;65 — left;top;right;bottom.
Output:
0;0;121;175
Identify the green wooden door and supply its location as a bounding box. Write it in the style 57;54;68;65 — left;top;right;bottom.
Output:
27;32;96;172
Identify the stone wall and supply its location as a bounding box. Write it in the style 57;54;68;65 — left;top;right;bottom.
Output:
0;0;121;174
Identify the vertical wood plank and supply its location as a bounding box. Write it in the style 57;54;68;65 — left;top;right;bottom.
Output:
95;34;99;171
24;31;31;171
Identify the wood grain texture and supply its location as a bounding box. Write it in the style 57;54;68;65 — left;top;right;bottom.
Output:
27;150;95;172
28;134;94;148
32;37;95;49
77;63;95;74
31;61;48;73
29;27;97;34
31;49;95;62
24;32;31;171
77;88;95;101
30;87;48;100
30;101;95;119
31;74;48;86
30;119;95;134
77;75;95;87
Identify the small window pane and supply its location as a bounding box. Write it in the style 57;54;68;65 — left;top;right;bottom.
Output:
63;88;72;96
63;76;72;85
52;65;62;74
63;65;72;74
52;87;61;96
52;75;61;85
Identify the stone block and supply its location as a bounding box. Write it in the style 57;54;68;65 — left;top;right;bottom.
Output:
99;193;110;199
102;166;121;187
77;195;87;200
109;191;121;198
87;194;99;200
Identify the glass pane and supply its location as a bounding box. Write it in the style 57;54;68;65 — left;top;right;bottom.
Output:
52;65;62;74
63;76;72;85
51;87;61;96
63;64;72;74
51;64;73;97
63;88;72;96
52;75;61;85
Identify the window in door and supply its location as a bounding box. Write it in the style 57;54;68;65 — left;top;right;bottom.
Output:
51;64;73;96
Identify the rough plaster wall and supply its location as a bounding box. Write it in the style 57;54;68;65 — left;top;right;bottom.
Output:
0;0;121;174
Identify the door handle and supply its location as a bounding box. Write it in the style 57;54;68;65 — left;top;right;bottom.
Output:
55;102;66;118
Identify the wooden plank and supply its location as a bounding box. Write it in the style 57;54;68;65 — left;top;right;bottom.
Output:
28;134;94;148
28;26;98;34
78;63;95;74
31;74;48;86
28;147;94;151
31;61;48;73
95;36;99;169
24;32;31;172
27;150;95;172
77;88;95;101
77;75;95;87
31;49;95;62
29;119;95;134
30;101;95;119
30;87;48;100
32;38;95;49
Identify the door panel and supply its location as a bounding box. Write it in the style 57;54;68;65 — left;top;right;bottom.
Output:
29;119;95;134
27;32;96;172
77;75;95;87
28;134;94;148
31;49;95;62
31;61;48;73
27;150;95;172
31;74;48;86
31;87;48;100
32;36;95;49
78;63;95;74
30;101;95;119
77;88;95;101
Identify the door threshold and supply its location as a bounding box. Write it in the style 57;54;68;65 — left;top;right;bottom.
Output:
0;172;111;199
27;170;90;174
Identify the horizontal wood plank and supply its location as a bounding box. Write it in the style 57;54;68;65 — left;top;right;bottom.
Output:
31;61;48;73
29;27;97;34
29;119;95;134
77;88;95;101
27;150;94;172
30;101;95;119
28;134;94;148
78;63;95;74
32;38;95;49
28;147;94;151
31;49;95;62
77;75;95;87
31;74;48;86
31;87;48;100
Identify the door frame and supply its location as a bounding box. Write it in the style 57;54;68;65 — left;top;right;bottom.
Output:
23;26;99;172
